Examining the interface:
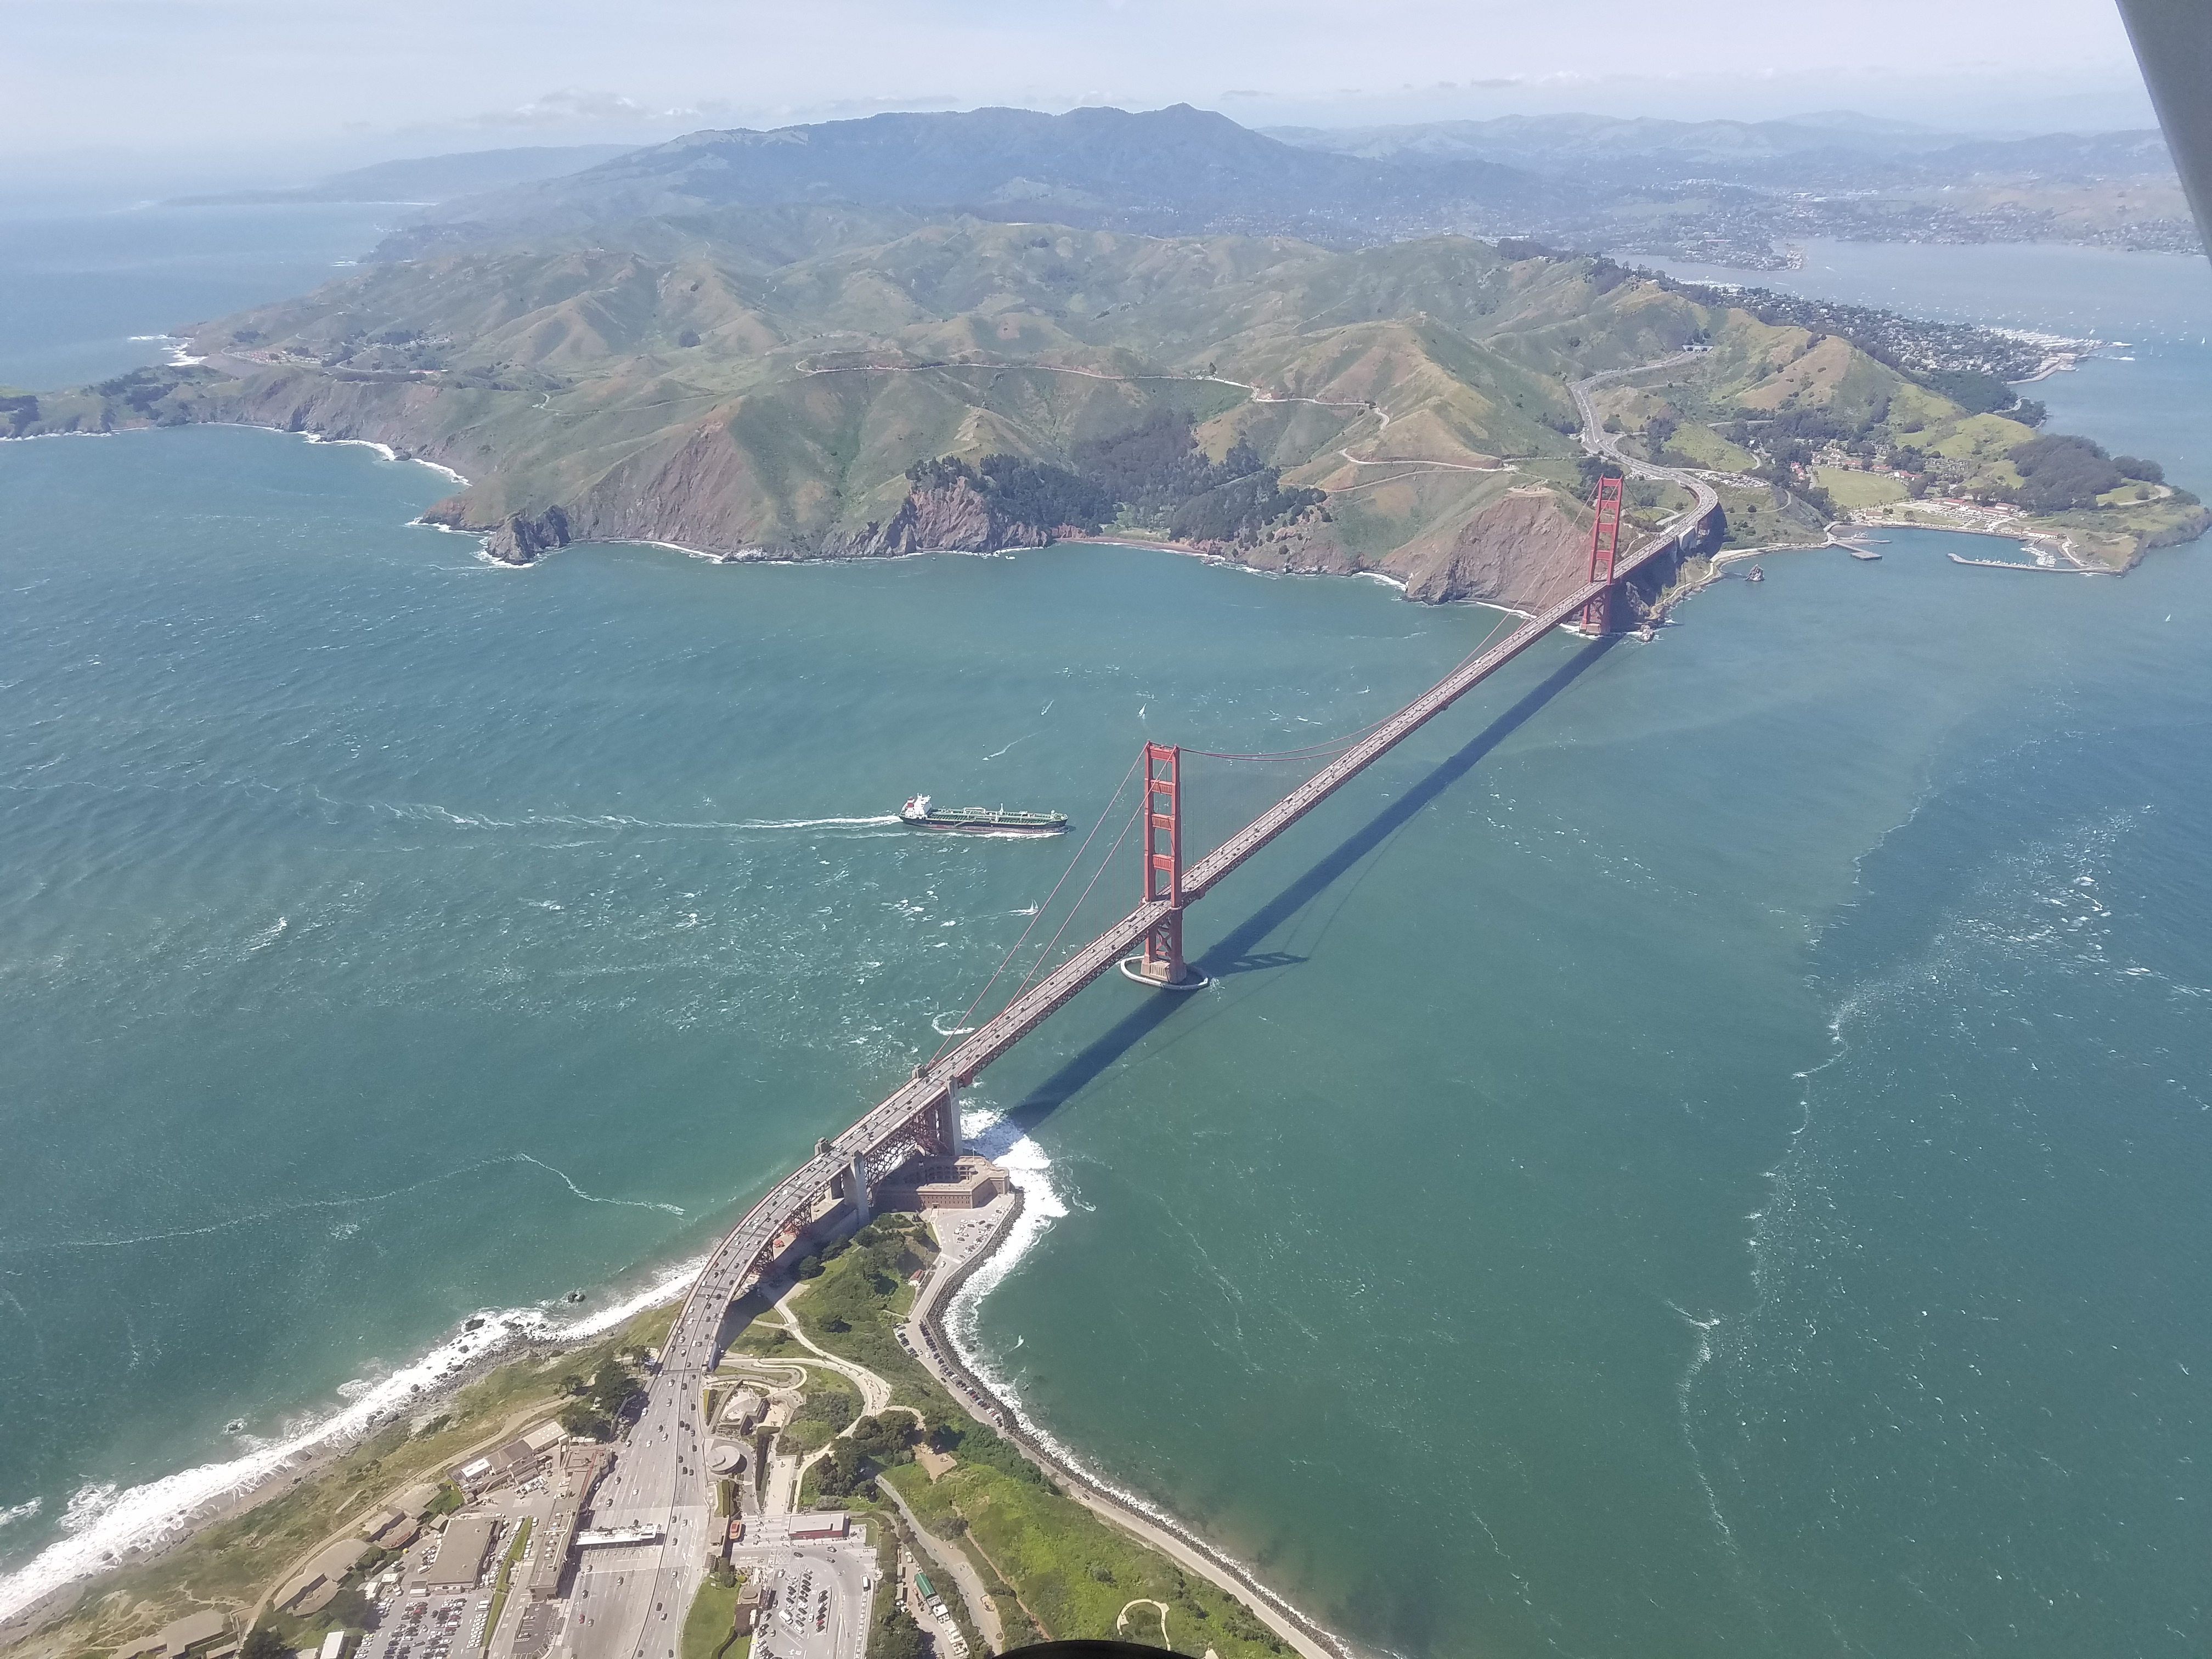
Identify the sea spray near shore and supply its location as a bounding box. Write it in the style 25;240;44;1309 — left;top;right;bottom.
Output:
938;1107;1125;1486
295;431;467;486
939;1108;1355;1659
0;1255;704;1628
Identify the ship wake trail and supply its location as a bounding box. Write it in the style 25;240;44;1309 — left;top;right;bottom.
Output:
373;802;900;833
732;815;902;830
510;1154;685;1215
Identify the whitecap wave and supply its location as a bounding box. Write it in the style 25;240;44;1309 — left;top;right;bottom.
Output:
939;1107;1074;1443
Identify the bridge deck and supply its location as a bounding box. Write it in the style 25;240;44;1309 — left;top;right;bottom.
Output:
685;497;1714;1304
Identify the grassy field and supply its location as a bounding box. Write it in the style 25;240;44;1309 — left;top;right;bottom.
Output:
678;1575;748;1659
4;1305;677;1659
782;1223;1291;1659
882;1464;1286;1659
782;1224;943;1414
1713;480;1831;551
777;1372;861;1459
1815;466;1910;509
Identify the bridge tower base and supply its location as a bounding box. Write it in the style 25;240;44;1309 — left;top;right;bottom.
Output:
847;1151;871;1223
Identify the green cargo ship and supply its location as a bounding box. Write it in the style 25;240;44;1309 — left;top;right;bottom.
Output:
899;794;1068;836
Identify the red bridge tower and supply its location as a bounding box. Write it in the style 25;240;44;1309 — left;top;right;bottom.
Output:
1582;473;1626;635
1125;741;1206;990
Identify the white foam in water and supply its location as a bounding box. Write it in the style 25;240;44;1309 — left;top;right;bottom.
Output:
0;1256;704;1625
941;1107;1340;1641
292;431;470;485
940;1107;1087;1456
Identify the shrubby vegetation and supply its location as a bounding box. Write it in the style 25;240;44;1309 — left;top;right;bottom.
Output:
555;1355;644;1441
2003;433;2134;510
906;455;1113;534
910;407;1325;548
1168;469;1325;544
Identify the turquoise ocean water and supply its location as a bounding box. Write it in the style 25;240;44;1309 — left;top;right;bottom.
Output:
2;215;2209;1657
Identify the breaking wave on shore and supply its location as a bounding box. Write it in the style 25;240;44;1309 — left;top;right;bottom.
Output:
0;1256;703;1627
937;1107;1092;1455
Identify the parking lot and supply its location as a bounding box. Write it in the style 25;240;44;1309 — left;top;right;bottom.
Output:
737;1542;871;1659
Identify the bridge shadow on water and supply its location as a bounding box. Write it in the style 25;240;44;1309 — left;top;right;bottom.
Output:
994;634;1617;1133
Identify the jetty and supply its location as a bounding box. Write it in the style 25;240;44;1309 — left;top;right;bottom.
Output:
1946;551;2111;574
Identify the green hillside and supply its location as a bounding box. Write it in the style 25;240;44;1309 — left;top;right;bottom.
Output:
15;209;2199;599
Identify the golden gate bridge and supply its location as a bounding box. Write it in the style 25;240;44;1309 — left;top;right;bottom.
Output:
661;475;1717;1325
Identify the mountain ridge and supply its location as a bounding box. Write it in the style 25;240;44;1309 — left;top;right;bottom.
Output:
165;145;642;208
369;105;1554;260
359;103;2194;275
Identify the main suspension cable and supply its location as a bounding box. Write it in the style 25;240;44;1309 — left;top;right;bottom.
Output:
1003;794;1144;1006
927;750;1143;1067
927;607;1524;1065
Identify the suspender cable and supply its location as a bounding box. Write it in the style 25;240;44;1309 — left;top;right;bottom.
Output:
926;749;1144;1068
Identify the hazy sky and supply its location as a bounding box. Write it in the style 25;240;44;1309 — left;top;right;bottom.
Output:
0;0;2158;179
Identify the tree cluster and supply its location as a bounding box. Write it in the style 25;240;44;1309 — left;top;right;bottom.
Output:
1062;408;1323;541
555;1356;642;1440
1918;369;2044;424
1167;469;1325;544
906;454;1113;534
93;368;178;419
919;1403;1047;1488
870;1606;928;1659
2002;433;2129;510
1068;409;1248;520
814;1409;915;1498
1576;456;1624;493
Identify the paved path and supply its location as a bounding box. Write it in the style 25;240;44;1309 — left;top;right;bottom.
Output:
772;1296;895;1415
876;1477;1005;1651
745;1288;1000;1647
